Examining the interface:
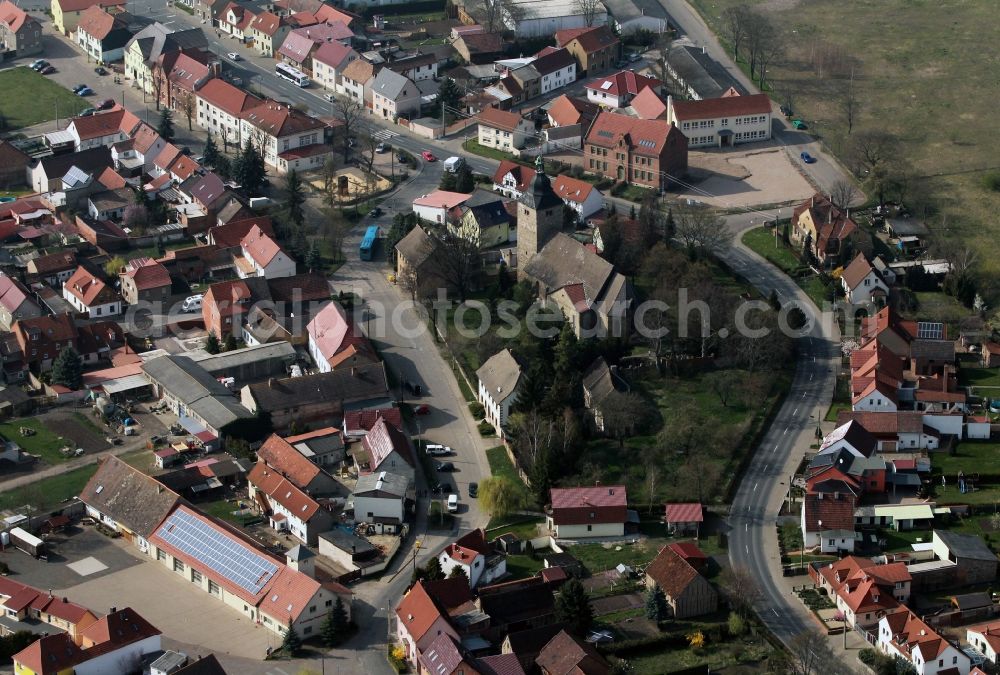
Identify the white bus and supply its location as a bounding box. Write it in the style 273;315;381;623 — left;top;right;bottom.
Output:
275;62;311;87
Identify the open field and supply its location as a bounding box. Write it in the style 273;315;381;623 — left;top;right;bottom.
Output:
0;67;89;129
959;367;1000;388
0;418;77;464
689;0;1000;282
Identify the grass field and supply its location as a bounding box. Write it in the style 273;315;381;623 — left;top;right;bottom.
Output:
959;367;1000;388
462;139;516;163
0;67;89;129
932;442;1000;477
0;418;76;464
740;227;828;307
689;0;1000;283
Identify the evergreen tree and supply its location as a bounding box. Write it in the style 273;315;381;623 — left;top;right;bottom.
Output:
424;556;445;581
645;583;668;622
205;332;221;354
553;322;579;376
321;597;349;646
223;333;237;352
214;154;231;179
439;170;457;191
50;346;83;389
283;169;305;226
203;132;220;168
281;619;302;655
555;578;593;636
157;107;175;143
293;225;309;259
236;140;266;194
436;77;462;121
448;565;469;582
455;164;474;193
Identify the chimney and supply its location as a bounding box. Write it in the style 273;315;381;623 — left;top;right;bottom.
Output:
351;367;356;376
48;589;53;598
811;195;814;207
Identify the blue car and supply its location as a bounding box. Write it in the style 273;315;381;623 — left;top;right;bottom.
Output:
800;151;816;164
77;87;94;97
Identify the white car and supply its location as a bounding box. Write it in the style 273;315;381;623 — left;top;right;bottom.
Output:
181;294;203;312
227;52;241;61
426;444;452;456
376;142;387;153
447;494;459;512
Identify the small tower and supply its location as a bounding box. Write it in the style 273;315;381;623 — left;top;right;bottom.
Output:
516;155;564;280
286;544;316;578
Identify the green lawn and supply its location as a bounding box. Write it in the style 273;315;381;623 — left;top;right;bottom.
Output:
462;139;516;163
0;67;89;129
0;466;97;512
486;445;520;484
959;367;1000;388
571;542;658;572
741;226;799;274
0;418;76;464
613;183;657;204
505;553;545;578
933;441;1000;477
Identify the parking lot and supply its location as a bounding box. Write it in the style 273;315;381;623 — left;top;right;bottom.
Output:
0;525;139;590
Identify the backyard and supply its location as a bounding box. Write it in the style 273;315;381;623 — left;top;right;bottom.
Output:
0;67;89;129
689;0;1000;281
0;417;86;465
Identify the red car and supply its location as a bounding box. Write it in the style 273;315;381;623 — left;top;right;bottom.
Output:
414;404;431;416
40;65;56;75
421;151;437;162
97;98;115;110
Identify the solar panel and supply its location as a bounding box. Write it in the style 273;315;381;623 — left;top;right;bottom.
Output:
917;322;944;340
597;130;613;138
600;81;613;90
156;509;278;596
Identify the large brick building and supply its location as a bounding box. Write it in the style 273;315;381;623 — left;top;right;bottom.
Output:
584;111;688;191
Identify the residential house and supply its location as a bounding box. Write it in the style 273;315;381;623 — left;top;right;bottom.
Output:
343;407;402;439
239;362;392;431
536;629;610;675
546;485;627;539
508;63;542;101
0;1;42;57
160;50;214;113
359;415;415;486
663;502;703;537
837;410;942;452
80;455;181;550
477;349;522;437
547;94;599;129
394;226;441;293
477;107;533;152
395;580;461;666
237;225;296;279
248;461;334;544
584;112;688;190
531;46;577;96
351;470;407;525
201;278;257;339
585;70;660;108
256;432;340;495
438;528;507;588
555;25;619;74
149;504;352;637
311;40;358;93
477;575;559;643
216;1;256;40
62;266;121;319
65;108;143;151
240;99;330;174
877;608;970;675
454;32;503;64
12;313;74;371
931;530;998;587
790;193;859;269
453;190;513;248
87;187;132;221
552;174;603;220
967;621;1000;665
371;68;420;120
580;356;626;432
340;58;379;107
0;275;41;331
0;582;99;642
629;85;668;120
76;6;141;64
644;544;717;619
385;52;438;83
247;11;291;56
412;190;470;225
26;252;79;287
278;21;353;74
52;0;124;36
812;556;912;628
307;301;377;373
664;92;773;148
801;491;858;553
196;78;263;149
493;160;537;199
124;24;209;98
27;146;111;193
842;252;890;306
120;257;172;305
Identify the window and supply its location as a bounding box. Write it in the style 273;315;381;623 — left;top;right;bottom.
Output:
173;558;185;573
326;599;333;607
192;569;202;583
209;580;220;595
587;525;592;531
157;549;167;561
304;626;312;635
310;605;316;613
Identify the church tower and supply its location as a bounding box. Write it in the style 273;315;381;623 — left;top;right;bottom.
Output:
516;155;564;280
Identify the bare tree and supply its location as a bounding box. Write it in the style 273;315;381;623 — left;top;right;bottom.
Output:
719;565;762;617
743;10;774;82
179;92;196;131
720;5;750;63
673;204;731;256
333;96;364;162
469;0;523;34
704;370;737;407
573;0;602;27
601;391;652;448
322;208;353;263
648;30;675;86
508;409;556;471
840;68;858;135
829;179;860;212
754;33;782;90
434;229;481;302
850;130;900;206
321;156;339;208
151;68;166;110
360;127;380;176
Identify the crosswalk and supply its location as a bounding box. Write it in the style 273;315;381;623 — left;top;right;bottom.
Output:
372;129;398;142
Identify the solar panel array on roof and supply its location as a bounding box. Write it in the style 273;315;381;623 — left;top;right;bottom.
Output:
156;509;278;595
597;130;613;138
917;322;944;339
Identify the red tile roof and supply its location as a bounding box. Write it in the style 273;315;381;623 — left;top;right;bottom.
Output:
0;274;31;314
836;410;925;435
197;78;263;118
243;99;325;138
585;70;659;98
0;0;31;32
882;608;952;661
307;301;373;366
443;528;492;564
12;633;84;675
344;407;402;433
81;607;160;647
249;10;285;36
493;160;535;192
549;485;627;525
531;46;575;76
312;40;356;69
211;216;275;249
76;5;119;40
64;266;116;307
645;545;701;600
552;174;595;205
249;461;322;521
361;416;414;471
664;502;703;524
124;257;171;291
70;108;141;141
478;106;524;131
96;166;128;190
396;580;445;644
536;629;609;675
547;94;598;127
586;111;685;157
802;492;856;533
413;190;470;209
667;92;772;121
630;86;668;120
458;31;503;54
256;433;322;489
667;541;708;562
841;252;879;291
241;224;284;267
57;0;125;12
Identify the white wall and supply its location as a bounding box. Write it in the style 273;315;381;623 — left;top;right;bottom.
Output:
75;635;162;675
967;422;991;440
540;64;575;95
549;520;624;539
674;112;771;148
923;414;963;437
844;272;889;305
413;203;447;224
853;393;897;413
353;494;404;522
197;98;244;147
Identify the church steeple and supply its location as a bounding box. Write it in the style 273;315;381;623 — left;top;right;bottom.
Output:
516;156;563;280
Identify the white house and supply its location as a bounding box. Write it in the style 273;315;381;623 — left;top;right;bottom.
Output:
238;224;296;279
546;485;627;539
477;107;533;152
370;68;421;120
852;381;898;412
476;349;522;437
62;266;122;319
412;190;471;224
311;41;358;93
801;492;857;554
585;70;659;108
552;174;603;219
351;470;407;524
841;253;890;306
196;79;262;148
532;46;577;95
878;608;970;675
247;461;335;545
240;99;331;174
665;92;773;148
967;621;1000;665
65;108;142;152
437;529;507;588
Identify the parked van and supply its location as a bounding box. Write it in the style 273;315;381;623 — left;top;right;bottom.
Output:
447;494;459;512
181;294;203;312
443;156;464;173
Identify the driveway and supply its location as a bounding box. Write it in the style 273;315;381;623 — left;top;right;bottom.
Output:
59;556;275;659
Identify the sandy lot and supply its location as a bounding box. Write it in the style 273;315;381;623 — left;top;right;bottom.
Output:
680;146;815;209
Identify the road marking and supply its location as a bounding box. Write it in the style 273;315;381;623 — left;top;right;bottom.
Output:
752;482;758;491
373;129;399;141
792;407;798;415
783;428;788;435
745;523;748;531
763;464;768;471
772;608;779;617
745;545;749;555
801;391;806;398
774;446;779;454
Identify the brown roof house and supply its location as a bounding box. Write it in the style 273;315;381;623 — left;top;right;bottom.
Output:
62;265;122;319
555;25;620;74
584;111;688;191
120;256;172;305
476;349;523;437
841;252;890;307
0;141;30;190
394;226;442;298
0;274;42;331
454;31;503;64
358;416;415;486
0;0;42;57
791;193;859;269
256;432;339;496
477;107;533;152
535;629;610;675
247;460;334;544
645;544;717;619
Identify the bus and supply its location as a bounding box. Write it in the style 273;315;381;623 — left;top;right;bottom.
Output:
360;225;379;261
275;62;311;87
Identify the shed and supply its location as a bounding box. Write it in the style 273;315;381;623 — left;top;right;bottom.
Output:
664;502;703;536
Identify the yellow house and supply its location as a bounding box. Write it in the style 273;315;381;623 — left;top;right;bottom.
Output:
52;0;125;37
13;634;81;675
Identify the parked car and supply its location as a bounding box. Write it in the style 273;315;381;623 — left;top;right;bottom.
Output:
30;59;46;70
72;84;87;93
800;151;816;164
76;87;94;97
447;494;459;512
227;52;241;61
396;153;407;163
376;142;387;153
436;461;455;472
97;98;115;110
415;404;431;415
94;66;107;75
79;108;96;117
627;52;642;62
40;66;56;75
779;105;792;117
368;206;383;218
421;151;437;162
425;444;452;457
791;119;807;130
323;93;336;102
181;294;203;312
468;482;478;498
